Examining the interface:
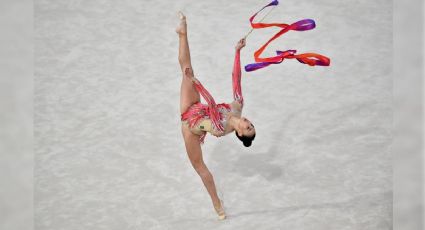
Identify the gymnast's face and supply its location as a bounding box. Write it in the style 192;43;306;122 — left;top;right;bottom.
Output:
239;117;255;137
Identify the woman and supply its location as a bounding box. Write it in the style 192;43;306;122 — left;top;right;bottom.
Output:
176;11;256;220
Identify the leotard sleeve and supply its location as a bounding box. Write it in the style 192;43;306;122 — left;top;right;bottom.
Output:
232;49;244;108
191;77;225;133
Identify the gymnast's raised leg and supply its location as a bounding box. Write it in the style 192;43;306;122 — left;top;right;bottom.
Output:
176;12;225;219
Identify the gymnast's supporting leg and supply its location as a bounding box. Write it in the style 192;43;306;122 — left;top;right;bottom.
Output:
181;127;223;215
176;12;224;217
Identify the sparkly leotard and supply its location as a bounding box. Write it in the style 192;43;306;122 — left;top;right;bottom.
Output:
181;50;244;144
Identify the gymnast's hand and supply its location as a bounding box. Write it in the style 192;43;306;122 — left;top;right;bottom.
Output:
235;38;246;51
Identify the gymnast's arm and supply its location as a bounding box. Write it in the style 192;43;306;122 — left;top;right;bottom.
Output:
232;38;246;109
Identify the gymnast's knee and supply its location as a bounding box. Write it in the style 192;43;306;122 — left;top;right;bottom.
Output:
181;66;194;78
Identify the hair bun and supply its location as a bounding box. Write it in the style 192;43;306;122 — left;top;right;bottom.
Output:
235;131;255;147
243;140;252;147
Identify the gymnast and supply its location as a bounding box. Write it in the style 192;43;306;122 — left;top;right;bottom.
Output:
174;0;331;220
176;11;255;220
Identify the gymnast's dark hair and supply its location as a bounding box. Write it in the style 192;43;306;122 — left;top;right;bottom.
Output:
235;131;256;147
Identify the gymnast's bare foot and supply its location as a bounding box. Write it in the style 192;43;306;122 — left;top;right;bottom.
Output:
175;11;187;35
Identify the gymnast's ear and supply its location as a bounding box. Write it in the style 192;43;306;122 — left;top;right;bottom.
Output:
236;129;243;137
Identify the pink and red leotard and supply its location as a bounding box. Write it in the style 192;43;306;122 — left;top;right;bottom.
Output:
181;50;244;144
